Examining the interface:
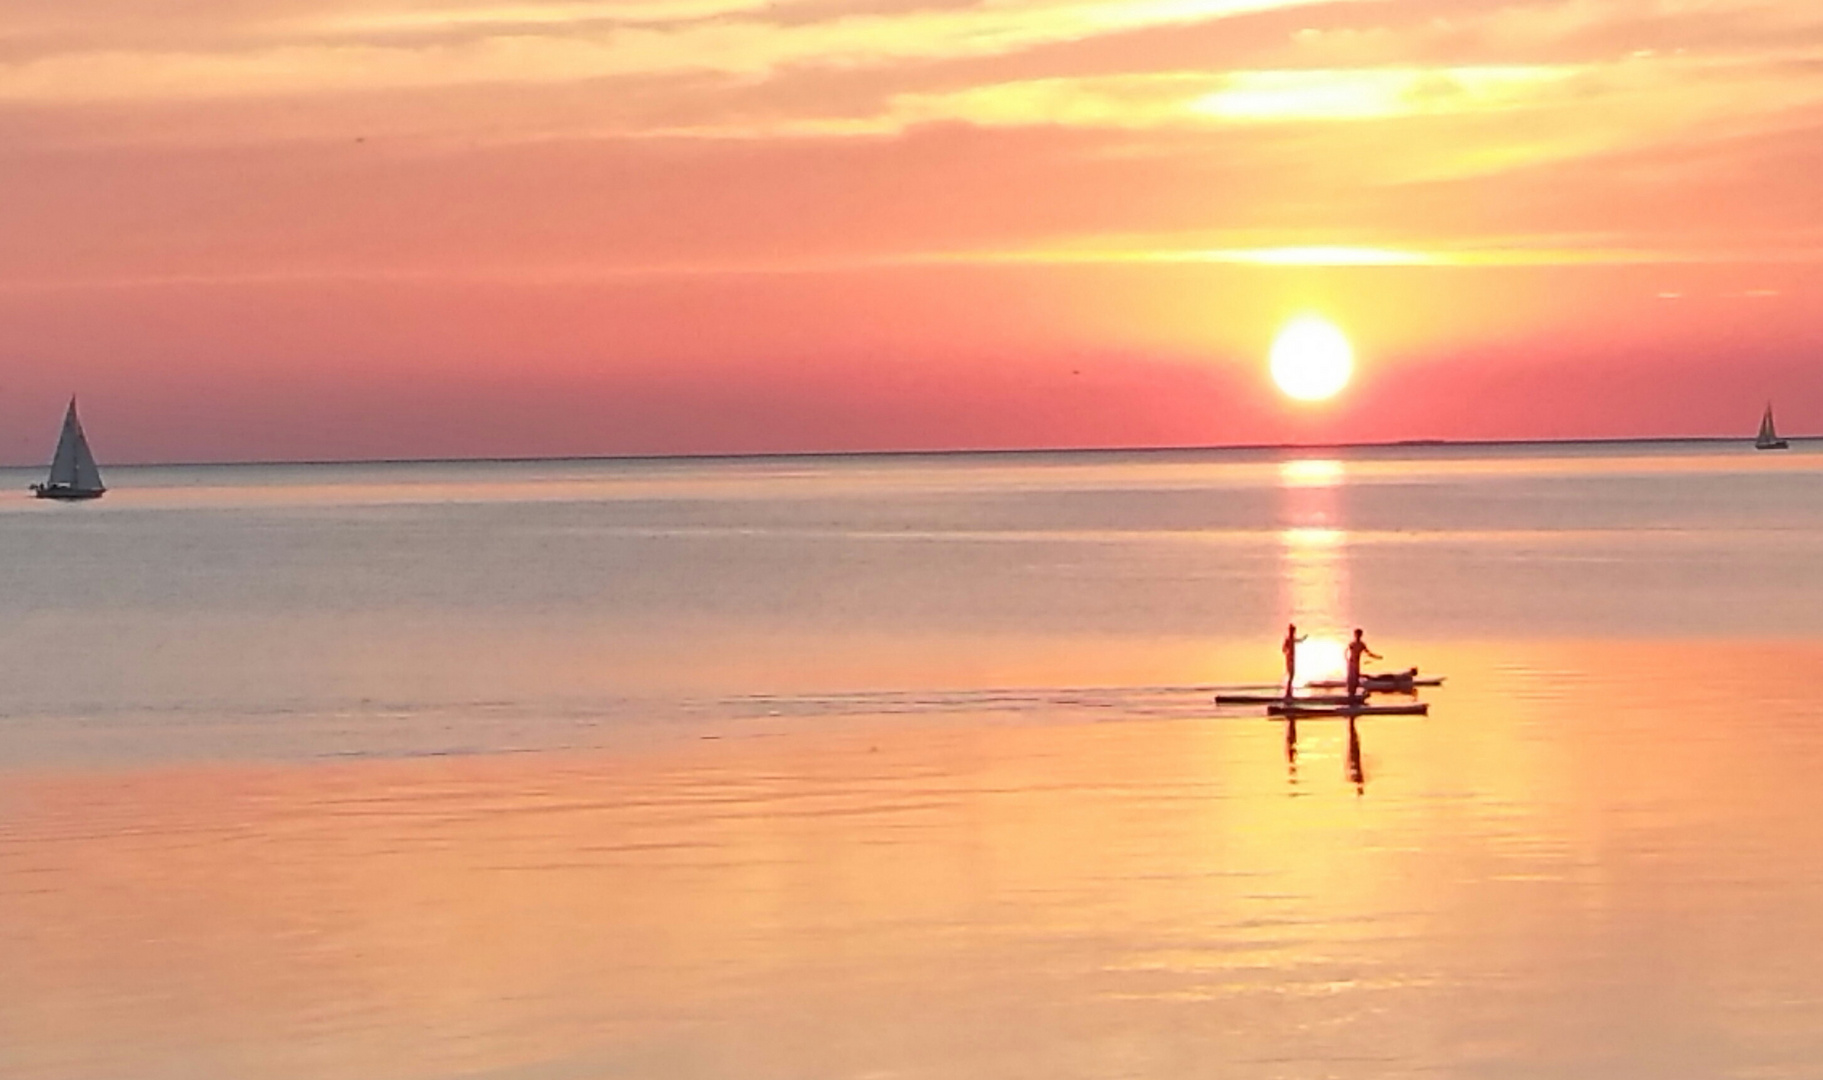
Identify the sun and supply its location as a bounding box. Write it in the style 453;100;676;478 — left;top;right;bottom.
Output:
1269;316;1354;401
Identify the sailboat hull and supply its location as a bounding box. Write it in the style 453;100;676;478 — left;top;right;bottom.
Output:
1756;439;1789;451
31;484;104;501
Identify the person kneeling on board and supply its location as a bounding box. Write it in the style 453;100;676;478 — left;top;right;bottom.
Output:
1345;629;1381;701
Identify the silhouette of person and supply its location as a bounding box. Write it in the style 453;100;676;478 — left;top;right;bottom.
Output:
1345;628;1381;700
1282;623;1307;699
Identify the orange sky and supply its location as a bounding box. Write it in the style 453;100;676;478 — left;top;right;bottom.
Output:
2;0;1821;462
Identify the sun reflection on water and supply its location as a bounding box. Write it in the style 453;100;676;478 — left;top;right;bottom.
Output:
1279;460;1350;684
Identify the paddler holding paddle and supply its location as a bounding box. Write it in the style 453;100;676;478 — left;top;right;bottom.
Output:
1282;623;1307;699
1345;628;1381;701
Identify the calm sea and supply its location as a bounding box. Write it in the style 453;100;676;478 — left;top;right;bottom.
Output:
4;442;1823;1078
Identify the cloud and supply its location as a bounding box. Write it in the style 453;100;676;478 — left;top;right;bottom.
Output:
3;0;1822;286
876;65;1580;130
0;0;1358;101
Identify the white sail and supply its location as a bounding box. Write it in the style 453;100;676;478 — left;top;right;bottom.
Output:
45;399;104;493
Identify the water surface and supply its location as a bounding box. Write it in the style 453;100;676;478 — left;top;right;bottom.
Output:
3;442;1822;1078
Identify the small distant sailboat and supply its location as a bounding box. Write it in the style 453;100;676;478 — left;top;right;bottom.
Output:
1756;403;1789;451
31;397;106;500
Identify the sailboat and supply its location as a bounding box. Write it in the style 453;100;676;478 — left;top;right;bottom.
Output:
1756;403;1789;451
31;397;106;500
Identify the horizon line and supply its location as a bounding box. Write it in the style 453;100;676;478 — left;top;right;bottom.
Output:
0;433;1806;471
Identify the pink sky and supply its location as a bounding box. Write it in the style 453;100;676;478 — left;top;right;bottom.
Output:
2;0;1821;462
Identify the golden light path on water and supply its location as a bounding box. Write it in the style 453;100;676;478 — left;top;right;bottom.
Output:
1279;458;1349;684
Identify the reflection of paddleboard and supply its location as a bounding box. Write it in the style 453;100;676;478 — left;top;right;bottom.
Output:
1268;702;1429;718
1216;693;1362;706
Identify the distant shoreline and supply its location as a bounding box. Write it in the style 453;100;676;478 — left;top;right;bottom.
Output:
0;433;1803;471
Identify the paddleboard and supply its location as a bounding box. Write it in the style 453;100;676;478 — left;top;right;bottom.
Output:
1267;702;1429;718
1309;676;1445;690
1216;693;1362;706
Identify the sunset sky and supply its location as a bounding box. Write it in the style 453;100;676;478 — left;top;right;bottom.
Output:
3;0;1821;462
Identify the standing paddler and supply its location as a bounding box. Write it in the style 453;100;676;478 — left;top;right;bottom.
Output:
1282;623;1307;699
1345;628;1382;701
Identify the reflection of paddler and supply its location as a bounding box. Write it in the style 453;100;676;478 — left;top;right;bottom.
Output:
1345;628;1381;700
1282;623;1307;698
